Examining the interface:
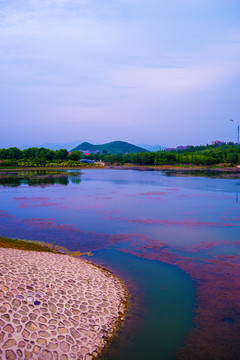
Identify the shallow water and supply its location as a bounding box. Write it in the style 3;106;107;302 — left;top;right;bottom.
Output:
0;169;240;358
89;250;194;360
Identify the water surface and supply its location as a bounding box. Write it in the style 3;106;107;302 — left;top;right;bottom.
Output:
1;169;240;358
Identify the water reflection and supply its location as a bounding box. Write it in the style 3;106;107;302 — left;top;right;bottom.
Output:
165;169;240;179
1;169;240;359
0;170;82;187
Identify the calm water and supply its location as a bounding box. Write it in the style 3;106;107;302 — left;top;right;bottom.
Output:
0;169;240;359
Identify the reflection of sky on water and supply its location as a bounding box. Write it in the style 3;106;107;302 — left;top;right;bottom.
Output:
0;169;240;260
1;169;240;359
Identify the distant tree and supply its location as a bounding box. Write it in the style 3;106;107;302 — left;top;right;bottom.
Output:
227;153;239;164
68;151;81;161
56;149;68;160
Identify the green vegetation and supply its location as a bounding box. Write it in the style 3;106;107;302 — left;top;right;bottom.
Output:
0;143;240;168
87;143;240;166
0;147;95;168
0;236;92;257
0;236;58;253
71;141;149;154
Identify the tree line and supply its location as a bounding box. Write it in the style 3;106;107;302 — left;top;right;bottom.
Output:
88;143;240;166
0;147;83;167
0;143;240;167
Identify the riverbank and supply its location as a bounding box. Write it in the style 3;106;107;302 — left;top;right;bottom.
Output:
0;240;128;360
0;164;105;172
1;163;239;172
106;164;240;178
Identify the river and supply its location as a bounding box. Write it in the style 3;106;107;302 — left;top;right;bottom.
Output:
0;168;239;359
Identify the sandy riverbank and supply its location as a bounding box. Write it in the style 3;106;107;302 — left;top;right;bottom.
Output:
0;248;128;360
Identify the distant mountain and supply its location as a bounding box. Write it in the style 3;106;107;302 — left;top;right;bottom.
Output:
71;141;149;154
19;141;81;151
138;144;165;151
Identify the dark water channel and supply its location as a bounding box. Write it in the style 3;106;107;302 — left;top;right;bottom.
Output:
90;250;194;360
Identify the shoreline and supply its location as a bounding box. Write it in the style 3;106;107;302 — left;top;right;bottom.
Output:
1;164;240;173
0;246;128;360
107;164;240;171
107;165;240;178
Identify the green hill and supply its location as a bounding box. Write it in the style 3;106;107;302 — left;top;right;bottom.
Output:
71;141;148;154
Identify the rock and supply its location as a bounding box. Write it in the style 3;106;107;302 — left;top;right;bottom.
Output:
22;329;30;338
49;302;57;313
2;314;10;321
60;341;70;352
16;325;22;333
37;338;47;345
16;349;23;358
24;350;32;359
5;350;16;360
70;328;81;339
85;355;93;360
39;330;51;338
25;321;38;331
1;286;9;292
33;345;40;353
3;339;16;349
64;309;71;316
53;351;59;360
0;306;7;313
66;335;74;344
80;346;89;355
29;313;37;320
60;355;68;360
3;324;14;333
18;341;26;348
58;327;68;334
39;316;47;323
0;332;5;343
47;342;58;350
42;350;53;360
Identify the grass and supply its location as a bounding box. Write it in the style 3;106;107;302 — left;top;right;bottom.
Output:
0;236;58;252
0;236;92;257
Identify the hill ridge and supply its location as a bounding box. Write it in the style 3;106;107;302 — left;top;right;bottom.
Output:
71;141;148;154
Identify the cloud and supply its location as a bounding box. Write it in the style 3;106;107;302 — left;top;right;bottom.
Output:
111;60;240;94
0;0;240;147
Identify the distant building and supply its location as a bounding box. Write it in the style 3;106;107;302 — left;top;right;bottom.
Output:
176;145;192;150
165;148;176;151
212;140;226;146
68;149;101;155
165;145;193;152
79;149;101;155
94;161;105;166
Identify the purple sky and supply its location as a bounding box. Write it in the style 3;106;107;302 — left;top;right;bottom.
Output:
1;0;240;148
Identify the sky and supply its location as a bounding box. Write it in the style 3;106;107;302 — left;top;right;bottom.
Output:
0;0;240;148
